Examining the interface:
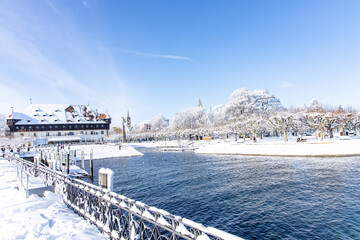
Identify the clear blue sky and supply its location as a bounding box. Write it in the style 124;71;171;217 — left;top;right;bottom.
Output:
1;0;360;126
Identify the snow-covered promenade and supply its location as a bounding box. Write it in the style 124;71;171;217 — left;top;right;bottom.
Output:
0;157;108;240
195;138;360;157
133;137;360;157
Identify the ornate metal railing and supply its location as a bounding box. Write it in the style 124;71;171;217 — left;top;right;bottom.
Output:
6;155;244;240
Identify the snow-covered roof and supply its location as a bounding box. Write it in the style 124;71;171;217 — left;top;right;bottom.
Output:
7;104;111;125
141;120;151;125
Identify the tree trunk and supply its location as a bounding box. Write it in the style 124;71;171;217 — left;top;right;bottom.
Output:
315;129;319;140
222;134;227;142
283;127;288;142
329;129;334;138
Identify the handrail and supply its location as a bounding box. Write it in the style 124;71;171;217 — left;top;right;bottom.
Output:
6;154;244;240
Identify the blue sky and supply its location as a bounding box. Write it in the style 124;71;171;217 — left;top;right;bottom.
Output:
1;0;360;126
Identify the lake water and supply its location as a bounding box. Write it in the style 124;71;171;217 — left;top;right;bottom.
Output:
88;148;360;239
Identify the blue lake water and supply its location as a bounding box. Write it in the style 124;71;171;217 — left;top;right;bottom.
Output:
88;148;360;239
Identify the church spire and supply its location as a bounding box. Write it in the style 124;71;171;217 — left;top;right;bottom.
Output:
198;97;203;108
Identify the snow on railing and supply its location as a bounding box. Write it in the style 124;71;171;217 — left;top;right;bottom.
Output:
6;155;244;240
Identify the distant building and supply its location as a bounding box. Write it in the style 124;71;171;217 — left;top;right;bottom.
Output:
140;120;152;132
6;104;111;143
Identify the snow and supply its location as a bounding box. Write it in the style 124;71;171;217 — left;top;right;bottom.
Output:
0;157;108;240
132;137;360;157
8;104;109;125
195;137;360;157
70;143;143;159
99;167;114;175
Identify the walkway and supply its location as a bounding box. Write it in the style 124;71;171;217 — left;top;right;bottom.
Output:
0;157;108;240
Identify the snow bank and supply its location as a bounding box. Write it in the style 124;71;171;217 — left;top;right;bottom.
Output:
195;138;360;157
0;158;108;240
71;143;143;159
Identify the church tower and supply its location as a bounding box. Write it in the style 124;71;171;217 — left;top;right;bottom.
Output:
198;97;203;108
127;111;131;129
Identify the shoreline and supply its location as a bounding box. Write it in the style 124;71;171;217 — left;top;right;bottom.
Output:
132;137;360;158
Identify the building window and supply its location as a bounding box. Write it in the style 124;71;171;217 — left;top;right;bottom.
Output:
49;126;52;129
34;133;37;137
101;131;104;134
46;132;49;136
58;132;61;136
55;125;58;129
68;132;74;136
62;125;66;129
90;131;94;135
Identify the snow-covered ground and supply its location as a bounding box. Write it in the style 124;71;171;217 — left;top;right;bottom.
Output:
70;143;143;159
0;157;108;240
131;137;360;157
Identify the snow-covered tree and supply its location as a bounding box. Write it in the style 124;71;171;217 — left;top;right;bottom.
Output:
172;106;209;130
225;88;255;120
246;113;266;142
210;105;227;125
253;89;283;115
268;110;294;142
308;99;323;112
225;88;283;121
0;114;6;136
148;114;169;132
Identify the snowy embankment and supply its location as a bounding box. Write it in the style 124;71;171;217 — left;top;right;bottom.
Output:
195;138;360;157
130;141;180;148
0;158;108;240
71;143;143;159
131;137;360;157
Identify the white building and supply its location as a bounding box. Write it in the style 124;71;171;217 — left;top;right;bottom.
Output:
6;104;111;143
